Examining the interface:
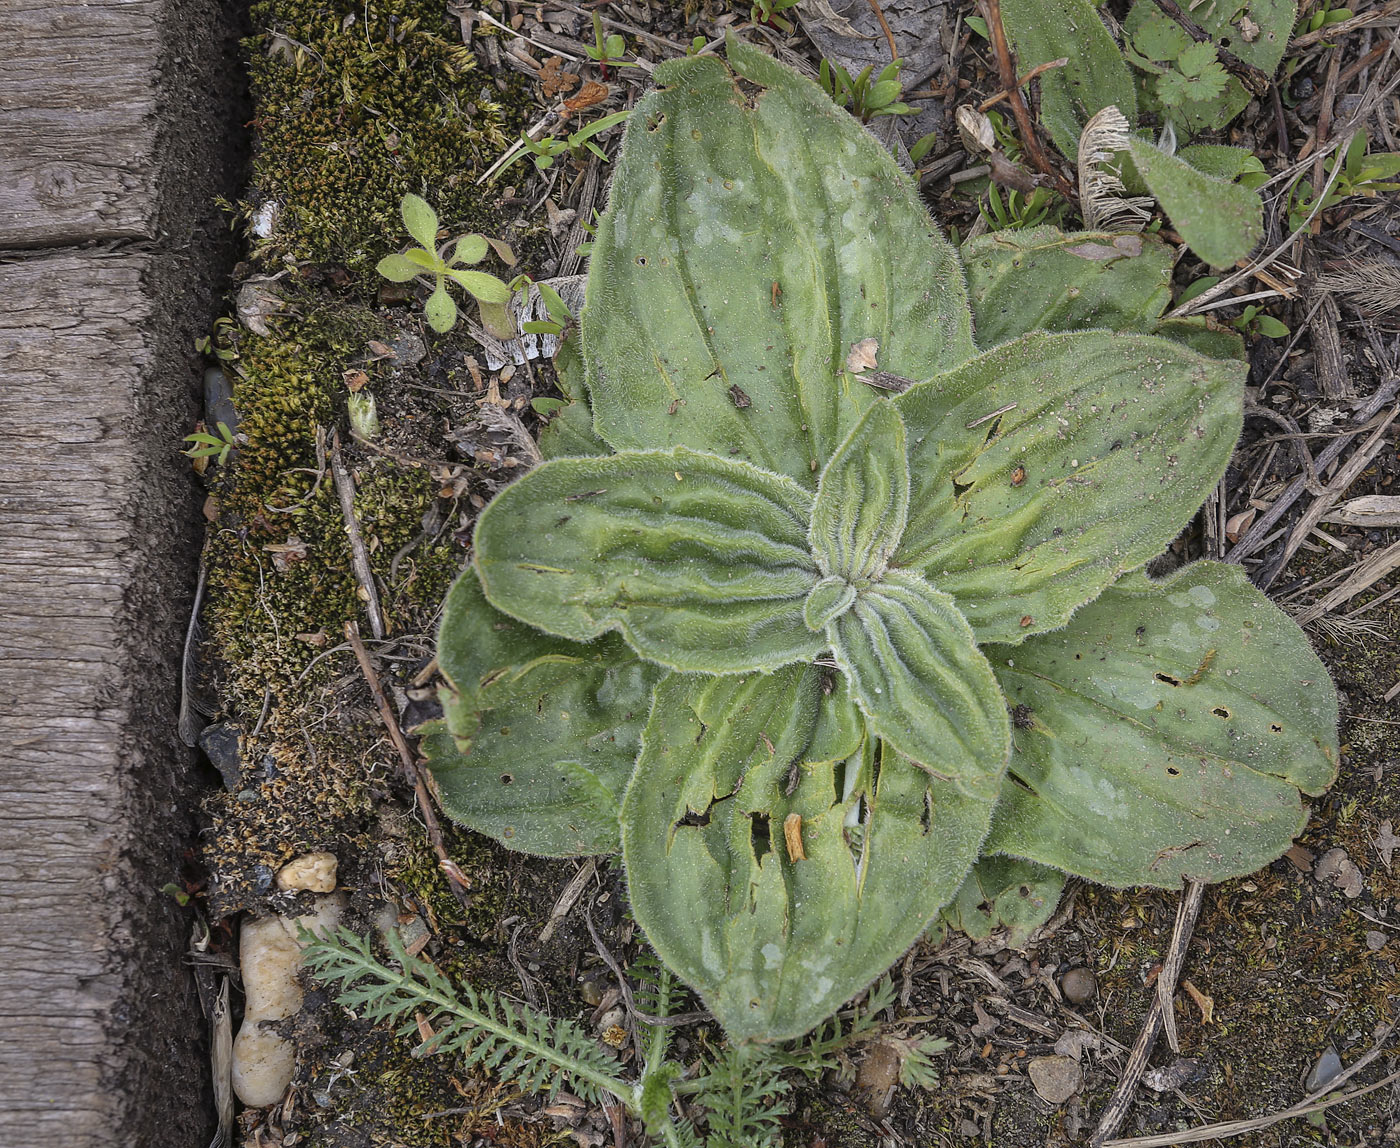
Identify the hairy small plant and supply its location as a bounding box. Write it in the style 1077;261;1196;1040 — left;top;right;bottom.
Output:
375;193;513;335
422;39;1337;1045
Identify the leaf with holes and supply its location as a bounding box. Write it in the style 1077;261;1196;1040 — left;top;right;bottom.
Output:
893;331;1245;644
581;38;972;486
426;39;1337;1049
942;856;1068;948
983;562;1338;886
621;669;993;1042
422;570;663;856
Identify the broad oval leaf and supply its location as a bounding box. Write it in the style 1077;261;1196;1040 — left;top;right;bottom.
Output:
474;448;823;673
1000;0;1138;161
581;38;973;486
444;266;512;304
453;233;489;265
427;569;662;856
894;330;1245;645
960;225;1241;359
984;561;1339;887
1127;139;1264;268
621;669;993;1042
961;228;1174;348
830;569;1010;804
376;252;422;282
400;192;440;251
425;283;457;333
810;401;909;583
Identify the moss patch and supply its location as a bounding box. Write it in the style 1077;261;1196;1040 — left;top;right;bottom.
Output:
245;0;524;272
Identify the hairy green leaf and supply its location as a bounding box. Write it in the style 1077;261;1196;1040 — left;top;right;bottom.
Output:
810;401;909;583
943;856;1067;948
1000;0;1138;160
895;331;1245;644
425;284;457;333
400;193;440;252
622;669;991;1042
453;233;489;264
961;228;1174;346
376;252;422;282
985;562;1339;886
426;570;662;856
1127;138;1263;267
474;448;823;673
581;38;972;487
831;570;1010;803
445;267;512;303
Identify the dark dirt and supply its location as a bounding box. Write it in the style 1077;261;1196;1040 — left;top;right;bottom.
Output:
180;2;1400;1146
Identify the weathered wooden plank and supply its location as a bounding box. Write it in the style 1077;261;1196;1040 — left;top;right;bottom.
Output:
0;0;160;245
0;252;207;1147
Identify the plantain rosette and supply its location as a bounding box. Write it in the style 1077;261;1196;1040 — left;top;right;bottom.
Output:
422;40;1337;1042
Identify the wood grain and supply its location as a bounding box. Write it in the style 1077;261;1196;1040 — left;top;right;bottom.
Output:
0;253;208;1147
0;0;160;245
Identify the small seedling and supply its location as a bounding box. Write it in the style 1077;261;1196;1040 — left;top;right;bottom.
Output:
514;278;575;338
745;0;801;32
505;110;631;174
375;194;512;334
1298;0;1353;35
1287;131;1400;232
980;184;1057;231
1230;304;1290;339
584;12;627;75
819;57;911;121
183;421;237;467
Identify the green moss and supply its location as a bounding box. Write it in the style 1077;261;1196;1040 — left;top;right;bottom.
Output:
204;309;459;713
245;0;525;272
299;1028;569;1148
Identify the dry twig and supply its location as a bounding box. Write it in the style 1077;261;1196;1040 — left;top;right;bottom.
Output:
976;0;1077;200
343;620;473;912
1104;1023;1400;1146
1089;881;1206;1147
1149;0;1273;95
330;432;386;640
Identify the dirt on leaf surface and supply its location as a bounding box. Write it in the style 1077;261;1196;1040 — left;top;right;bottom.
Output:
186;1;1400;1146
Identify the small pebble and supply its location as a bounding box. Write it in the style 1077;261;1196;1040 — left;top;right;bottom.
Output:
1029;1055;1082;1105
1306;1045;1343;1092
1367;930;1389;951
1061;966;1098;1004
276;851;338;893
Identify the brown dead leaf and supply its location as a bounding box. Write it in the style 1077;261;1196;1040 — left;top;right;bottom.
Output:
342;368;369;392
366;339;396;360
564;80;609;113
415;1011;436;1044
1285;843;1315;872
1225;507;1257;543
1181;979;1214;1024
846;337;880;373
540;55;579;98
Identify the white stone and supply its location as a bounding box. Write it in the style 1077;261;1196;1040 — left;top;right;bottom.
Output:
276;851;338;893
231;893;345;1107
